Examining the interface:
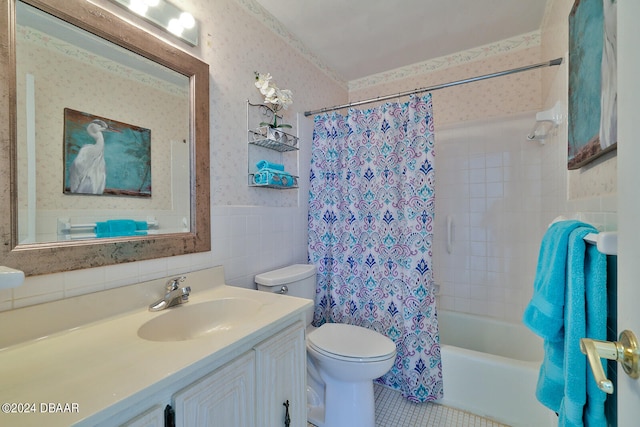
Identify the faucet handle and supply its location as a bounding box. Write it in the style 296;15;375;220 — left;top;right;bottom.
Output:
166;276;186;291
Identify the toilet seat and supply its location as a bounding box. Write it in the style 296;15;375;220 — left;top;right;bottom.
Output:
307;323;396;363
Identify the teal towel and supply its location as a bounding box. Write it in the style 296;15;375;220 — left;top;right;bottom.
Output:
523;221;607;426
523;220;587;343
256;160;284;171
558;227;607;426
523;220;590;412
253;168;297;187
95;219;148;238
135;220;148;231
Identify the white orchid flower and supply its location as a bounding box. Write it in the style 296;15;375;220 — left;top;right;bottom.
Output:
263;86;277;100
254;73;272;91
276;89;293;108
254;72;294;128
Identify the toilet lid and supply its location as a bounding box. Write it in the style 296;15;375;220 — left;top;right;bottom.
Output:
307;323;396;362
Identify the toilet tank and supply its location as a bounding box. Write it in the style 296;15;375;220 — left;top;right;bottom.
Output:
255;264;317;301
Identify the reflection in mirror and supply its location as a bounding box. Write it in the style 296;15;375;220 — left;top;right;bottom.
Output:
0;0;210;276
16;1;191;243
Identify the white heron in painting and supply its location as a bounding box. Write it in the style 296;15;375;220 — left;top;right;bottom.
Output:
68;119;120;194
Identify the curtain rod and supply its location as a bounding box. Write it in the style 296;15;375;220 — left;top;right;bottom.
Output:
303;57;563;117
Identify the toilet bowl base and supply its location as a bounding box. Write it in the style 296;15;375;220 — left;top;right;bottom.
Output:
307;385;324;426
322;378;375;427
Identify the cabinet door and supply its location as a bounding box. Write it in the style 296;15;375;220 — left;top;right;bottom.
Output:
173;351;256;427
120;404;164;427
254;322;306;427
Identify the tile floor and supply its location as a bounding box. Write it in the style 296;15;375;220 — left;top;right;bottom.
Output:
373;384;510;427
309;384;510;427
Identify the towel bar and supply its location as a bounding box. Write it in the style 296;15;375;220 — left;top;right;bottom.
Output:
58;217;159;232
549;217;617;255
57;217;161;240
583;231;617;255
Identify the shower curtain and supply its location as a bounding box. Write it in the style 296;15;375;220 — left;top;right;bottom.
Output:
308;94;442;402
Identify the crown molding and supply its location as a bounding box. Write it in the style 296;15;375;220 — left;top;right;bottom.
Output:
349;30;542;91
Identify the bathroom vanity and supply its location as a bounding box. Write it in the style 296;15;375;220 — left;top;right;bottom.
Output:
0;267;310;427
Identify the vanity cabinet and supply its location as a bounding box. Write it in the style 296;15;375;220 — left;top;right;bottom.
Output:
247;101;299;189
174;351;256;427
120;405;165;427
119;322;306;427
255;323;306;426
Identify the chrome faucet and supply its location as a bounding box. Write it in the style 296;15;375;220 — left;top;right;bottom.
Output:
149;276;191;311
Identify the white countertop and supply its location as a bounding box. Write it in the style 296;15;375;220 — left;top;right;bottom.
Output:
0;267;311;426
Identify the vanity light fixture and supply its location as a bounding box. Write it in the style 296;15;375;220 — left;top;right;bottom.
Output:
109;0;199;46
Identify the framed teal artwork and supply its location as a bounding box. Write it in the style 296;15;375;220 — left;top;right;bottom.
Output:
63;108;152;197
568;0;617;169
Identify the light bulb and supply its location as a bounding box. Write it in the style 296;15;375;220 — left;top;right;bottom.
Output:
128;0;148;16
167;18;184;36
179;12;195;29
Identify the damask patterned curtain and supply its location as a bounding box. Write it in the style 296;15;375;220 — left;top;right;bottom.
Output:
308;94;442;402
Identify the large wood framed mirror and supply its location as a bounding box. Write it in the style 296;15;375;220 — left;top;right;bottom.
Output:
0;0;210;276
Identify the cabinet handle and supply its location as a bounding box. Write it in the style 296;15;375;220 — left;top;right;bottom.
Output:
283;400;290;427
164;404;175;427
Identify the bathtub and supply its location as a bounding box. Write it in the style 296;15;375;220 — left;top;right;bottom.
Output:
436;310;557;427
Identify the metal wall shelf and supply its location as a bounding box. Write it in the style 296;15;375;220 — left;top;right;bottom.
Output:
247;101;299;190
248;127;299;152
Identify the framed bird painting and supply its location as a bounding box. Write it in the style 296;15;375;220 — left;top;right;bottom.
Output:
63;108;152;197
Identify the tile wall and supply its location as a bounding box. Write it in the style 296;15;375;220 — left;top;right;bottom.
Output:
433;111;544;321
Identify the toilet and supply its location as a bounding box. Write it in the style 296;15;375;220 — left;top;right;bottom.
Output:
255;264;396;427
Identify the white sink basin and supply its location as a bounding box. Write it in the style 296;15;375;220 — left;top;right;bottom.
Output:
137;297;264;342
